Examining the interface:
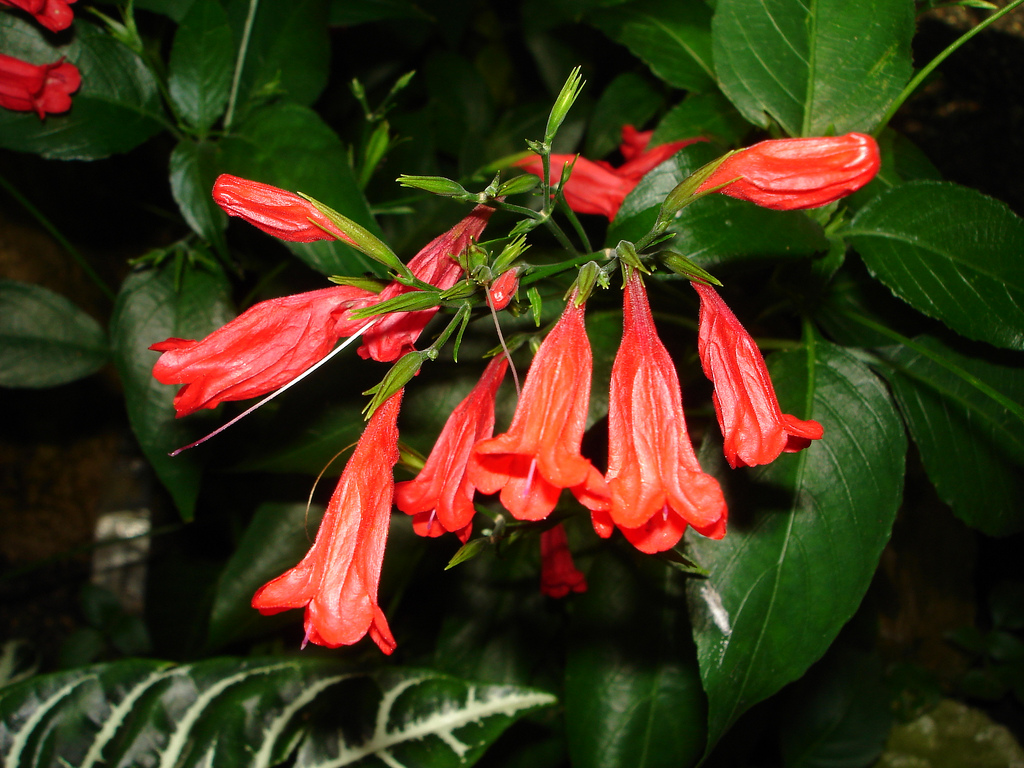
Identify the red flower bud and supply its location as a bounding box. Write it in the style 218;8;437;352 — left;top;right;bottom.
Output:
539;524;587;598
0;53;80;119
211;174;358;244
488;268;519;311
696;133;880;210
0;0;76;32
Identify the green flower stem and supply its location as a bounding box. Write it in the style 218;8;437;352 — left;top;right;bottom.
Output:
0;173;116;302
223;0;260;131
521;250;605;287
876;0;1024;134
844;310;1024;424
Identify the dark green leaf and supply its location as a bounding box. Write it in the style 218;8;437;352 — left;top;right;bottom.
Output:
0;657;555;768
651;92;750;146
687;342;905;754
878;335;1024;536
0;17;164;159
134;0;197;22
609;143;828;267
712;0;914;136
222;102;385;276
329;0;432;25
224;0;330;120
206;502;325;650
169;139;228;248
589;0;714;92
566;551;705;768
168;0;234;133
848;182;1024;351
110;263;233;520
584;73;663;159
0;281;107;388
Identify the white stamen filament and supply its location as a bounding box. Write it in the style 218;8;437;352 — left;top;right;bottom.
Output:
523;457;537;499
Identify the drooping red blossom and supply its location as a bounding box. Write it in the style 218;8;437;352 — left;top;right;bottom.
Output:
395;356;508;543
695;133;880;210
539;524;587;598
251;390;403;654
596;272;726;554
358;204;494;362
469;297;608;521
0;0;76;32
0;53;79;119
693;282;824;469
515;125;703;220
212;174;359;244
488;268;519;311
150;284;377;417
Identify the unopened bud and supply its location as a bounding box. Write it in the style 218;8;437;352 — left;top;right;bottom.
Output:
662;252;722;286
350;289;442;318
492;235;529;274
489;268;519;310
363;353;423;417
546;66;585;145
568;261;607;306
397;174;472;199
497;174;540;197
300;194;409;278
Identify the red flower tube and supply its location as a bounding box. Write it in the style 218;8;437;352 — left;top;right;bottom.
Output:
150;284;377;417
693;282;824;468
358;204;494;362
598;272;727;554
469;298;608;521
251;390;403;654
394;356;508;543
539;523;587;598
696;133;880;210
0;0;76;32
212;174;359;244
0;53;79;119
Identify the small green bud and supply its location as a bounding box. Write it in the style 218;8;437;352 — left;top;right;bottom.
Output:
349;289;442;319
396;175;472;199
462;242;489;273
546;66;585;145
328;274;388;293
363;351;424;418
492;234;529;274
300;194;409;279
568;261;607;305
661;251;722;286
614;240;648;273
497;174;540;197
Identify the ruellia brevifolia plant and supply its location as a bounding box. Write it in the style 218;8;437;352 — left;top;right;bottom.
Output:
2;1;1024;766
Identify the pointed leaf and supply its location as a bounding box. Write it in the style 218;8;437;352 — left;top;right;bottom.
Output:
0;281;107;388
878;335;1024;536
168;0;234;132
686;342;905;754
169;139;228;247
848;181;1024;351
0;658;555;768
711;0;913;136
110;263;233;520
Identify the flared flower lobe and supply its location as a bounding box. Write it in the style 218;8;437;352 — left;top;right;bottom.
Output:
0;53;80;119
599;273;726;554
395;356;508;542
469;298;608;522
251;390;403;654
694;282;823;468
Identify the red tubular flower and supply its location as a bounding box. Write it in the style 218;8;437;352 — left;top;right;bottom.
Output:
251;390;403;654
150;284;377;417
394;356;508;543
212;174;359;244
0;0;76;32
696;133;880;210
539;524;587;598
515;125;703;220
693;282;824;468
469;298;608;521
598;273;726;554
0;53;79;119
358;204;494;362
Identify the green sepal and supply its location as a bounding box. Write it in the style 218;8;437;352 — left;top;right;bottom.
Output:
397;174;473;199
662;251;723;286
497;174;540;197
327;274;389;292
363;351;425;418
300;193;409;278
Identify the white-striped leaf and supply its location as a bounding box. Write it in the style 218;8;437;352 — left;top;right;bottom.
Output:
0;658;556;768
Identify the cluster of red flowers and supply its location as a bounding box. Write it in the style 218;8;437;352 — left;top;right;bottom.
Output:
150;130;877;654
0;0;81;119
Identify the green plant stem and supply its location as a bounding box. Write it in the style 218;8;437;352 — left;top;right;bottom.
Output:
0;173;116;302
522;250;604;287
876;0;1024;133
843;310;1024;424
223;0;259;131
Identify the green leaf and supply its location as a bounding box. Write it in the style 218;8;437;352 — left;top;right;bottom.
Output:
779;645;892;768
0;657;556;768
588;0;715;93
222;102;385;276
566;551;705;768
0;281;108;388
110;263;234;520
206;502;326;650
329;0;432;25
651;92;750;146
848;181;1024;351
169;139;228;248
687;342;906;754
711;0;914;136
877;335;1024;537
584;73;663;159
0;17;164;160
168;0;234;133
609;143;828;266
224;0;330;120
